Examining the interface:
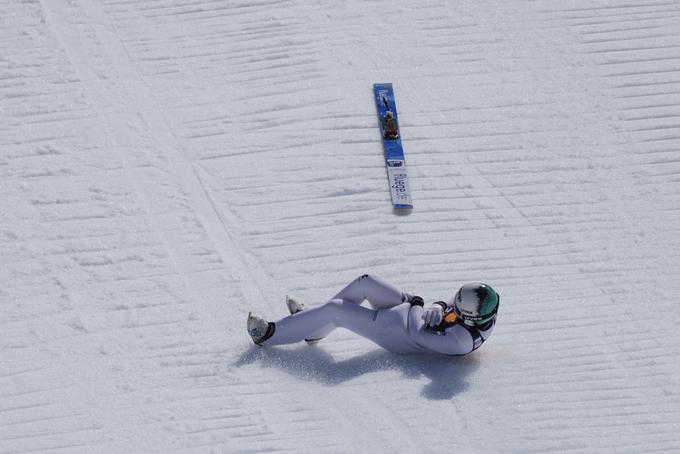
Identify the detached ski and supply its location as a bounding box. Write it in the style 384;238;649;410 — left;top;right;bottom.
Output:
373;83;413;210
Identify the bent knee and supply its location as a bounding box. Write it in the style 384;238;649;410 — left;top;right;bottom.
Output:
356;273;380;283
325;298;345;312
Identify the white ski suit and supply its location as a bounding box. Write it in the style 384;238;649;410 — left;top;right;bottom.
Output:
263;275;495;355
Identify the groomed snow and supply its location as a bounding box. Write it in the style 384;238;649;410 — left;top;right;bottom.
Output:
2;0;680;452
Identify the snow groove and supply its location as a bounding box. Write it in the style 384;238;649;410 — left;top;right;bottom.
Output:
2;0;679;453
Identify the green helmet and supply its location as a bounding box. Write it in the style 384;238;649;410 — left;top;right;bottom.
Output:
453;283;499;324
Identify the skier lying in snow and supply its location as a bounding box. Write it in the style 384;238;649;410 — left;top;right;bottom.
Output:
247;274;499;356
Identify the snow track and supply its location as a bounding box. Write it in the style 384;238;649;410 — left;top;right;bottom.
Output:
2;1;679;452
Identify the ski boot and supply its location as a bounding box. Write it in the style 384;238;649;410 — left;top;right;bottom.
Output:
247;312;275;346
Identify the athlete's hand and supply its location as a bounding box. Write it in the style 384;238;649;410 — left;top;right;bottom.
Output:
422;304;444;327
408;295;424;307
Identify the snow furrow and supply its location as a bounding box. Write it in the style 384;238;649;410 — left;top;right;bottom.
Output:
2;0;679;452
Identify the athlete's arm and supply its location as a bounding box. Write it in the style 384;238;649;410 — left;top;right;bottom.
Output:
407;306;475;355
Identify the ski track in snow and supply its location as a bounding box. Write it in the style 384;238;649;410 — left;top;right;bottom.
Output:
1;0;679;452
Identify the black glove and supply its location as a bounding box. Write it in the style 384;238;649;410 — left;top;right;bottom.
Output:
408;295;424;307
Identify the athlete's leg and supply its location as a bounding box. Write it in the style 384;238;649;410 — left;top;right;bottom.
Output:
265;299;417;353
331;274;410;309
263;275;411;347
265;299;362;345
265;301;336;345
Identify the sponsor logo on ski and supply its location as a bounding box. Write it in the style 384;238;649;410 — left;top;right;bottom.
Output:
387;160;404;168
391;173;409;201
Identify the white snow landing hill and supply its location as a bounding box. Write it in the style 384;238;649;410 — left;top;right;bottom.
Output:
2;1;680;453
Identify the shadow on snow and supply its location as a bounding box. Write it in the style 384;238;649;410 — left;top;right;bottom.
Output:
234;344;481;400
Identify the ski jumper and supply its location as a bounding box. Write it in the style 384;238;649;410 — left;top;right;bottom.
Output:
263;275;495;355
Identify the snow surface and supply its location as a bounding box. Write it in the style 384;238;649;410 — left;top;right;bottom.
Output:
2;0;680;452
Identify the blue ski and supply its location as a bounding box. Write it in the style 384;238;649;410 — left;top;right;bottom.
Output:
373;83;413;210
